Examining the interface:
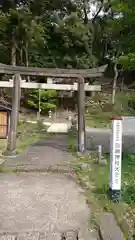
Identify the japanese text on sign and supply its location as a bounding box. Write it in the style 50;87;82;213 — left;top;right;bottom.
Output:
110;119;122;190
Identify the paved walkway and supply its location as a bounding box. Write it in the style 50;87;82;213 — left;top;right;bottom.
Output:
0;135;95;240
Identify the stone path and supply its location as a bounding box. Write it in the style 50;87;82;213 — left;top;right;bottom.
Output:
2;135;74;172
0;173;90;239
0;135;95;240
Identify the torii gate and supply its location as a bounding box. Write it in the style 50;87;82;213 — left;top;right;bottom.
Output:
0;63;107;156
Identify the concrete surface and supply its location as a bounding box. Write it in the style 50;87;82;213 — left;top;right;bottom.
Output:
47;123;71;133
86;127;135;153
97;213;124;240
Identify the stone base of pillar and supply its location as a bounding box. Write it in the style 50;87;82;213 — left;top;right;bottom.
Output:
2;149;17;157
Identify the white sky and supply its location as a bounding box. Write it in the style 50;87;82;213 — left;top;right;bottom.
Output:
88;2;104;19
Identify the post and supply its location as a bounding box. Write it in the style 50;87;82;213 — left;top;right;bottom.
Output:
98;145;102;163
4;74;21;156
109;116;122;202
77;77;86;153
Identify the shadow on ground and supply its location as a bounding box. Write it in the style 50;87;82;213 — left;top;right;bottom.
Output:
34;135;70;153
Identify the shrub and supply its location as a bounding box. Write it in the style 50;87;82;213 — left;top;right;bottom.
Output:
128;94;135;110
123;185;135;205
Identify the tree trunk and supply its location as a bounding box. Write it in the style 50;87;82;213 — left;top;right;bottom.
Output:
83;0;89;24
11;36;16;66
25;43;29;68
112;62;118;105
121;77;124;91
25;42;30;82
20;47;23;65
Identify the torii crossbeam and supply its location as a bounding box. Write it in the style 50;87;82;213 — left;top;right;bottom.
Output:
0;63;107;156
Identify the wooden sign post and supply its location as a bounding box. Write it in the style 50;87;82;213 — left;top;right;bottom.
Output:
109;116;122;202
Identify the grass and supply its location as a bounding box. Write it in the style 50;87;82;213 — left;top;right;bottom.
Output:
68;130;77;153
16;121;46;153
75;153;126;210
85;111;111;128
0;120;48;155
68;132;135;239
76;152;135;238
72;152;130;238
85;92;135;129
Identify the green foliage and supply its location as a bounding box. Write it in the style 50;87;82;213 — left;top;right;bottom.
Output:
0;0;96;68
119;54;135;70
127;94;135;110
27;89;57;113
0;0;135;77
123;185;135;205
92;0;135;68
52;12;94;68
0;6;45;65
122;153;135;205
85;92;134;128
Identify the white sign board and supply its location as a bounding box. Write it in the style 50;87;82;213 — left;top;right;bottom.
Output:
110;119;122;190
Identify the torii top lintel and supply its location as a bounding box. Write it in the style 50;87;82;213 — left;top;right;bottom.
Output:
0;63;107;78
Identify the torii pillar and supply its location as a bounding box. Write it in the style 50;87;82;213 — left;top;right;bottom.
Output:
4;74;21;156
77;77;86;153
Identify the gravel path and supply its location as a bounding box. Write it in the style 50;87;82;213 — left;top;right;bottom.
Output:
0;173;90;238
2;135;74;172
0;135;95;240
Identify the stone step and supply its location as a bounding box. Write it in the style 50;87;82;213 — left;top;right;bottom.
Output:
97;213;124;240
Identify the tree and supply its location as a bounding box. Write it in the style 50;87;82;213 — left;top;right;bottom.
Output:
0;1;45;66
47;12;94;68
27;89;58;113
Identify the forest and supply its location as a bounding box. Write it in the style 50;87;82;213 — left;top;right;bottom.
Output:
0;0;135;113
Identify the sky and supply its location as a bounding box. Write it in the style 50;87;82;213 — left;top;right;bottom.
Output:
88;2;104;19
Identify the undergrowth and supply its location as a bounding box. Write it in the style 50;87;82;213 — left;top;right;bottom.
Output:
0;121;48;155
85;92;135;128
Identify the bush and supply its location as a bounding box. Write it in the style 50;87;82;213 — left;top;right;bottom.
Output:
128;94;135;110
27;89;58;113
123;185;135;205
122;153;135;205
